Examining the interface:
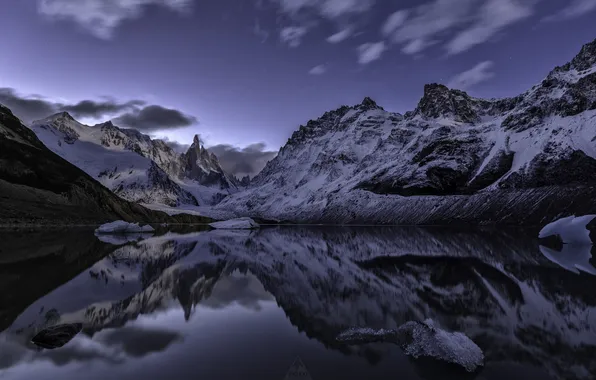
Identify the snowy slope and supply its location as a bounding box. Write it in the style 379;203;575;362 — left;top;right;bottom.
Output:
212;39;596;225
30;114;236;207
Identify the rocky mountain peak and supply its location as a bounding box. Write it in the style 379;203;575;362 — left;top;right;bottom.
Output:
550;38;596;75
358;96;383;111
568;38;596;72
413;83;481;124
48;111;75;122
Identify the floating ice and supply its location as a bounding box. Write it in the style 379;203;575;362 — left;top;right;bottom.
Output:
95;220;155;235
209;217;260;230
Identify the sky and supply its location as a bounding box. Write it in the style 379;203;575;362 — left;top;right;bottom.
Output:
0;0;595;176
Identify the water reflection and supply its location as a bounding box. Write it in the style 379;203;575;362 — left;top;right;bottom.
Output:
0;226;594;380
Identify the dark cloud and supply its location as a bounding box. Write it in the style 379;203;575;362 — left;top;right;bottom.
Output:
61;99;146;119
207;142;277;178
0;88;56;122
114;105;198;132
96;326;182;358
0;88;196;134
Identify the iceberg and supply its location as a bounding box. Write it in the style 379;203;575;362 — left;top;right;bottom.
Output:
209;217;259;230
95;220;155;235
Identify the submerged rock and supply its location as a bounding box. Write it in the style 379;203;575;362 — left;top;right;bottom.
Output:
31;323;83;349
209;217;259;230
95;220;155;235
337;319;484;372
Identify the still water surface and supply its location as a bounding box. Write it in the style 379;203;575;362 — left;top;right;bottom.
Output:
0;226;595;380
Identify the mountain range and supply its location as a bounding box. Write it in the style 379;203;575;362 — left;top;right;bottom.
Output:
1;38;595;226
208;38;596;225
30;113;237;207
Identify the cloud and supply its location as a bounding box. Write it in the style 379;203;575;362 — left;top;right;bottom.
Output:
207;142;277;178
96;326;182;357
357;41;386;65
0;87;147;124
62;98;146;118
446;0;534;55
0;88;57;123
447;60;495;90
326;27;352;43
543;0;596;21
381;10;408;36
308;64;327;75
268;0;374;47
384;0;476;55
37;0;194;39
114;105;198;132
279;25;308;47
383;0;539;56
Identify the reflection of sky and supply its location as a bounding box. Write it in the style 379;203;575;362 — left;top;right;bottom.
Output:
0;272;414;380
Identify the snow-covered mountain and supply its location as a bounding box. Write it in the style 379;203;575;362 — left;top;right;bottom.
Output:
210;38;596;225
0;104;210;225
30;114;237;206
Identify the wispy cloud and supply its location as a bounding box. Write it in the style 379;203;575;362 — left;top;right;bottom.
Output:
446;0;534;55
267;0;374;46
326;28;352;43
279;25;308;47
543;0;596;21
382;0;539;56
381;10;408;37
37;0;193;39
447;60;495;90
308;64;327;75
357;41;386;65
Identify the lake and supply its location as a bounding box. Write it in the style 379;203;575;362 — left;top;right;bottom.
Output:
0;226;595;380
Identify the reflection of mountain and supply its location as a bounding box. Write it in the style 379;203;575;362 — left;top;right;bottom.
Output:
3;227;596;379
0;229;118;333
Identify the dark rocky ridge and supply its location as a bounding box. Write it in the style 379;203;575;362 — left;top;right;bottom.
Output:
0;104;212;225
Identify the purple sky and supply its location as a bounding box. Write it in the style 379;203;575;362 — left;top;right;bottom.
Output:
1;0;595;173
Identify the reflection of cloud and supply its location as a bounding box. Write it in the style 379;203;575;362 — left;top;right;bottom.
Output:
0;325;182;372
96;326;182;357
201;272;274;311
